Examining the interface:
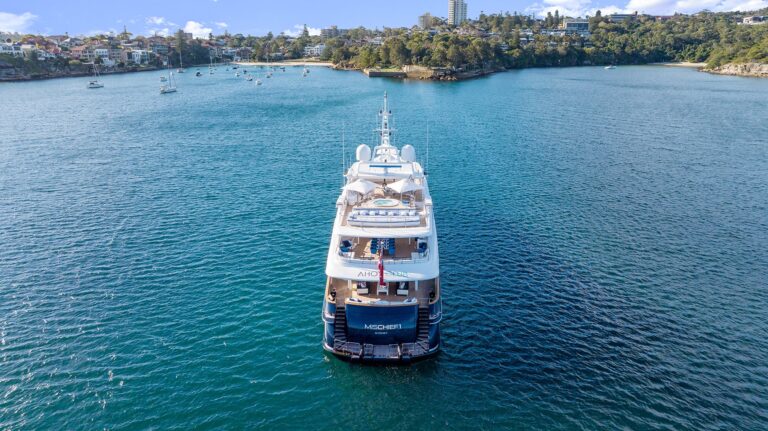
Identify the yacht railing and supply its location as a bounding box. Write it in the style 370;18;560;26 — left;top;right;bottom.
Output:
338;249;429;264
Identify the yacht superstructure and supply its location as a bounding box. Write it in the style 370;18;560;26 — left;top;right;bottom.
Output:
322;93;442;362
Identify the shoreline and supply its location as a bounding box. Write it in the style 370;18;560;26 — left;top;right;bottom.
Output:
0;66;162;83
652;62;708;68
233;60;333;67
4;60;765;83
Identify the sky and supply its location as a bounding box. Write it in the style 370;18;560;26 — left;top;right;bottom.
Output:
1;0;766;37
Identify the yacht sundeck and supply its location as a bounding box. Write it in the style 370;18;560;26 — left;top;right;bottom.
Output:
322;93;442;363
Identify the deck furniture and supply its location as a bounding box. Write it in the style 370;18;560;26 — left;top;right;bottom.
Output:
417;241;428;254
357;281;368;295
370;238;379;254
396;281;409;296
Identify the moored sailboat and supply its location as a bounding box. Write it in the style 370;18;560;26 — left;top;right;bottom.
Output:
160;68;177;94
87;63;104;89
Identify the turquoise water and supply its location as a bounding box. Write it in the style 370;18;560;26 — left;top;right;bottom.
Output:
1;66;767;429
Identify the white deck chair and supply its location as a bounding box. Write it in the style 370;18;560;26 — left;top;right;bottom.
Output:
357;281;368;295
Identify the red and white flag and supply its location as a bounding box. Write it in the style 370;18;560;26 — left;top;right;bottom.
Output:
378;248;385;287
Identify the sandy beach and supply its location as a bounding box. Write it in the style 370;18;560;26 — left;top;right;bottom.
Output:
233;60;333;67
654;62;708;68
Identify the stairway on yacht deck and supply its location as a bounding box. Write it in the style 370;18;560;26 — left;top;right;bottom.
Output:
416;306;430;350
333;306;347;343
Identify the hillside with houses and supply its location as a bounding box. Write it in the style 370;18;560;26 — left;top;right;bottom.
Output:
2;8;767;81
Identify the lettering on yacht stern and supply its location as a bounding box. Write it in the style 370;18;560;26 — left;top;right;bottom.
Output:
358;270;409;278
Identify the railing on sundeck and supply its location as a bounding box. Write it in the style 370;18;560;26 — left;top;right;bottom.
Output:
337;237;429;263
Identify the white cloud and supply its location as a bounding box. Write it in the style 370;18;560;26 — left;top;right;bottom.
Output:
281;24;321;37
146;16;166;25
0;11;37;33
215;21;228;29
144;16;179;36
184;20;213;38
147;27;172;37
525;0;768;16
87;28;117;36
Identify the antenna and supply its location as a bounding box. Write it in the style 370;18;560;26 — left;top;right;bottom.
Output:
426;123;430;176
341;121;346;186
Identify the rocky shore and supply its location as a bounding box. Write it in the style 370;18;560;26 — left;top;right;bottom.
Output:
0;60;160;82
705;62;768;78
339;64;502;81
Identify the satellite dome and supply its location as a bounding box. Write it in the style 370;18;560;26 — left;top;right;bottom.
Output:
400;145;416;162
356;144;371;161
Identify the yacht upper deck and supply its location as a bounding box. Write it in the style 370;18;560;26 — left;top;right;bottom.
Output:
336;93;432;234
340;179;428;228
326;93;439;283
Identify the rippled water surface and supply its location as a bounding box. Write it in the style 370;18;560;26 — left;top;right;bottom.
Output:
1;66;767;430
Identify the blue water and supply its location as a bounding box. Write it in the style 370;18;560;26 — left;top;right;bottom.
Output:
1;66;767;430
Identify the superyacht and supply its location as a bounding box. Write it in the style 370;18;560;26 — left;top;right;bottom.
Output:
322;93;442;362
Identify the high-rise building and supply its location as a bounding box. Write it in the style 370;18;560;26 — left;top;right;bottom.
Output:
448;0;468;26
418;13;434;29
320;26;348;38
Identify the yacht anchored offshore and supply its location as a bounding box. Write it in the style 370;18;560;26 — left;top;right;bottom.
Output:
322;93;441;362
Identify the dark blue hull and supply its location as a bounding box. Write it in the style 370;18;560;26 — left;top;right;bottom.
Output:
322;298;441;363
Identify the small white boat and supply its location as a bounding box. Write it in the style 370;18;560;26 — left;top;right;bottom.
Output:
246;75;253;81
87;64;104;89
605;65;616;70
256;79;262;86
160;70;177;94
236;72;240;77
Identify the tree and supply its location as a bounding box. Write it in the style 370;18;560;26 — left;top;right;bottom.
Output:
589;10;603;31
447;45;463;68
357;46;377;68
175;29;187;55
387;38;409;66
118;25;132;41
